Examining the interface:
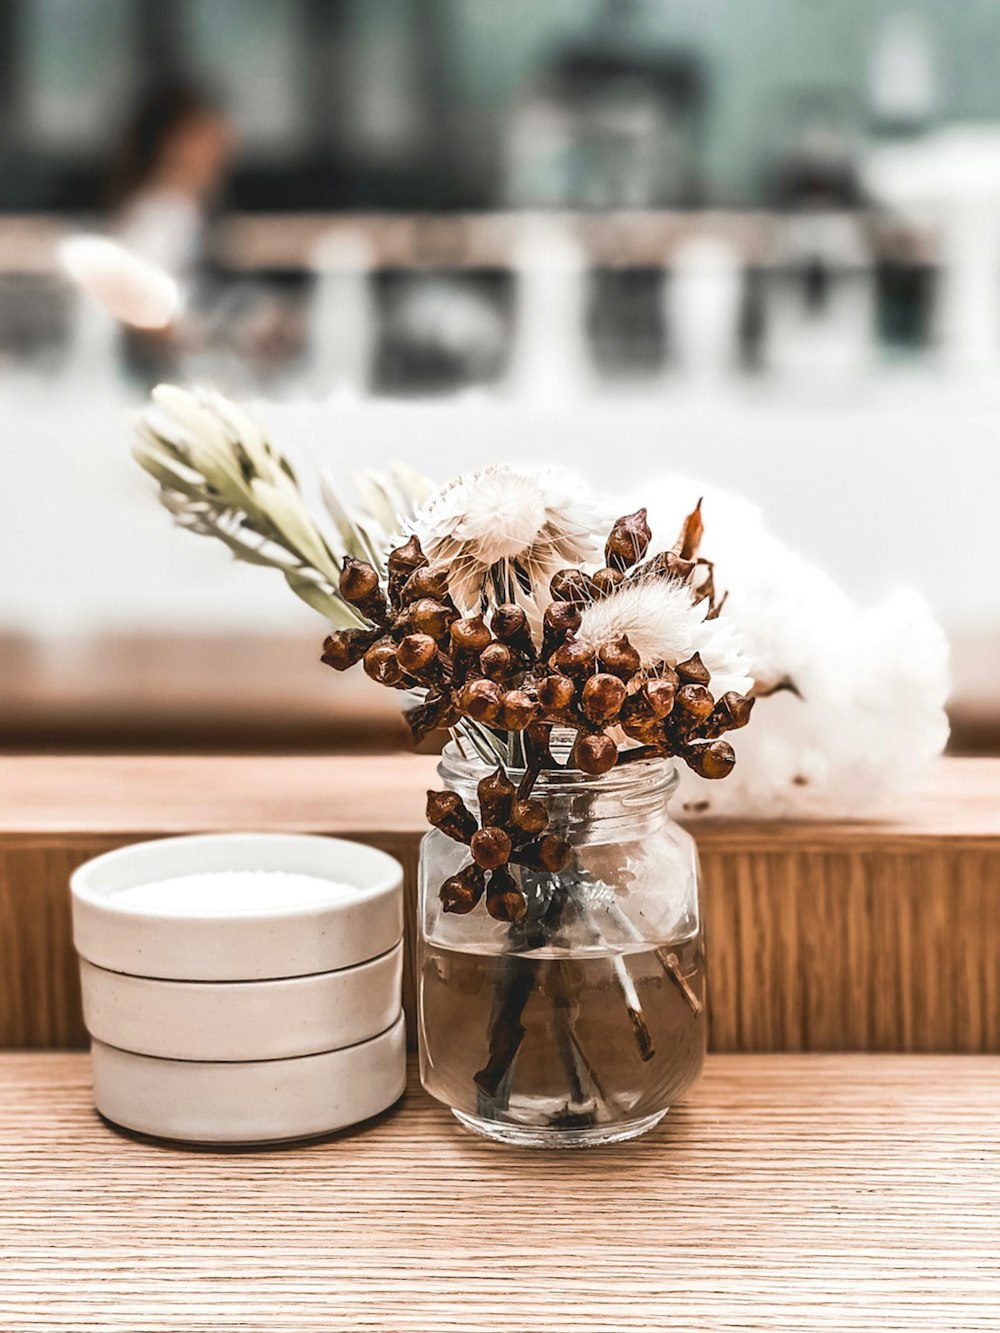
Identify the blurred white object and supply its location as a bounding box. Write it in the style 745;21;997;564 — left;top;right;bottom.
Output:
59;234;180;330
865;127;1000;372
665;236;742;379
869;12;937;130
630;476;950;818
307;229;376;396
505;218;593;402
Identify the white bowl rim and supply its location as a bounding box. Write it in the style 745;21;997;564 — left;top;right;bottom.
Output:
70;831;402;925
77;935;403;986
91;1009;406;1067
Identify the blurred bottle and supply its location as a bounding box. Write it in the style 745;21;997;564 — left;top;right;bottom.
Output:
663;236;743;381
765;97;874;380
306;229;377;397
868;12;937;137
866;127;1000;374
502;0;705;209
504;218;593;402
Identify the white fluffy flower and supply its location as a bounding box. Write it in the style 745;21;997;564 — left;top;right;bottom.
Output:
625;477;950;818
59;235;180;329
575;576;753;697
412;463;603;615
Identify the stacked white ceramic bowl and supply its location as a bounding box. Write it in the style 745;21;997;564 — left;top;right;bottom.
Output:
70;833;406;1145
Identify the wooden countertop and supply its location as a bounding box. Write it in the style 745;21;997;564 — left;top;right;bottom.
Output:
1;1052;997;1331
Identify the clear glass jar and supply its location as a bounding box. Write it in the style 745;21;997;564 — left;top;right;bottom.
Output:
418;744;706;1147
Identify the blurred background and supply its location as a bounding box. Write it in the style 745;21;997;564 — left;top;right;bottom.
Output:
1;0;998;755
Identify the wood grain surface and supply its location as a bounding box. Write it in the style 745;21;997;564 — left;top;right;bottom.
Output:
2;756;999;1052
1;1052;998;1332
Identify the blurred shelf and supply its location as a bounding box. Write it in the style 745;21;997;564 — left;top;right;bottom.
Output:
1;1050;997;1332
0;208;925;274
1;754;998;1053
0;632;406;753
1;629;989;754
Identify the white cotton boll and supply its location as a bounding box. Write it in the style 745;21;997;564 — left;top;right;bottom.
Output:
58;235;180;329
625;476;950;818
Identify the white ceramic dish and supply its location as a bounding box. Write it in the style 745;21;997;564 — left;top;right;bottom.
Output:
71;833;403;981
90;1013;407;1144
78;940;403;1061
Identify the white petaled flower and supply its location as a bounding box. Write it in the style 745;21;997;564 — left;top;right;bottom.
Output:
412;464;603;616
575;576;753;698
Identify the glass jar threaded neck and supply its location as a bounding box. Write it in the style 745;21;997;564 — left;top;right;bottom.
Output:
438;741;676;844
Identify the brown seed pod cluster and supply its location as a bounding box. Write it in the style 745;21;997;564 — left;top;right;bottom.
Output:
428;769;571;922
320;509;756;916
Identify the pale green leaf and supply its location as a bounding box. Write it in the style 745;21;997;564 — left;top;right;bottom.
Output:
283;571;364;626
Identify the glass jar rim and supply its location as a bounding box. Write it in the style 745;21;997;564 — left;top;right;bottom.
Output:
438;739;678;800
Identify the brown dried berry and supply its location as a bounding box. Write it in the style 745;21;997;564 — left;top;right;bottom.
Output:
439;863;486;914
551;640;596;677
685;739;736;780
645;677;677;718
591;566;625;596
571;731;619;775
457;678;503;724
405;693;457;745
513;834;572;874
620;692;664;743
550;569;596;605
339;557;380;604
485;866;527;922
541;601;582;658
605;508;652;571
387;534;426;578
479;642;514;681
644;551;695;583
399;565;450;604
486;604;535;660
387;534;427;603
471;826;512;870
363;637;403;686
477;768;516;827
497;690;540;732
409;598;457;641
508;797;549;839
396;633;437;673
706;692;755;737
581;673;627;724
426;790;478;843
675;683;714;721
491;604;528;643
676;652;711;686
537;673;576;713
321;627;379;672
450;615;492;655
598;635;641;679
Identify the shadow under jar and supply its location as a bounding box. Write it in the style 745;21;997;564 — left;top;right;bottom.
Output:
418;746;706;1147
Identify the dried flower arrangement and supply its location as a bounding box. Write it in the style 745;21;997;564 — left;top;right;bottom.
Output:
136;386;765;1139
135;390;756;923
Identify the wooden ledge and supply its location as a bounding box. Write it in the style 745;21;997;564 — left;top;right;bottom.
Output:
3;754;999;845
2;756;999;1052
1;1052;997;1331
